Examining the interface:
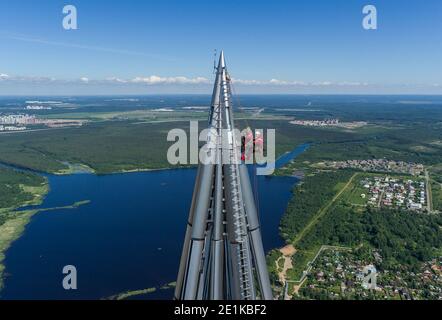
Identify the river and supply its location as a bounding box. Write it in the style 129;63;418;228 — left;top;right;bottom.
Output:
0;144;309;300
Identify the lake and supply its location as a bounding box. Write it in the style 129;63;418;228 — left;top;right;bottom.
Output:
0;144;308;300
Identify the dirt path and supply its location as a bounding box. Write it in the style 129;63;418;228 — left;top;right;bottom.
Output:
275;245;297;300
276;245;296;283
377;190;384;208
425;169;433;212
277;173;357;299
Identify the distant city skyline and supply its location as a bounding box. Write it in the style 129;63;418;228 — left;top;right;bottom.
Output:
1;0;441;95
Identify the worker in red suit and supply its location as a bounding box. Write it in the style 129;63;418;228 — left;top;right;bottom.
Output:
254;131;264;162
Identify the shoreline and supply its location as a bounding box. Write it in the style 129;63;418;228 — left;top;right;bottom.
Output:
0;143;308;295
0;180;49;291
0;175;90;292
0;141;308;178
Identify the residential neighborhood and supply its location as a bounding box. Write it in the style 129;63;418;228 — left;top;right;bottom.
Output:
0;113;85;132
297;248;442;300
290;118;367;129
360;176;427;211
326;159;424;176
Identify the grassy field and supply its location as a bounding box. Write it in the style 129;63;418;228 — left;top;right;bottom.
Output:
429;163;442;184
344;180;369;206
43;108;289;122
431;180;442;212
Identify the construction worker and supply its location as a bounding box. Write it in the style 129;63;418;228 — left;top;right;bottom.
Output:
254;131;264;162
244;127;254;162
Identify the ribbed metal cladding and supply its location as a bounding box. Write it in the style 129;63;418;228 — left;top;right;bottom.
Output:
175;51;273;300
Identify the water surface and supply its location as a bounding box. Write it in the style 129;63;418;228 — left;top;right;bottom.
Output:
1;145;306;300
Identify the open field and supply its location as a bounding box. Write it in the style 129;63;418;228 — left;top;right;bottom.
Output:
43;108;289;122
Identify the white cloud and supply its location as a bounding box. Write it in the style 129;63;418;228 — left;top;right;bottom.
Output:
0;73;385;88
312;81;332;86
130;75;210;85
268;79;307;86
0;72;440;94
232;78;265;85
232;78;367;87
105;77;128;83
2;75;56;83
337;81;369;86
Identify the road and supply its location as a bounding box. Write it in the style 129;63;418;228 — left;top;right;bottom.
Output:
377;190;384;208
425;169;432;212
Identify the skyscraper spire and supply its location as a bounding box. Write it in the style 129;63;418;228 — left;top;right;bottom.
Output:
175;51;272;300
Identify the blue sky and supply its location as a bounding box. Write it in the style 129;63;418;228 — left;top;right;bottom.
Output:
0;0;441;95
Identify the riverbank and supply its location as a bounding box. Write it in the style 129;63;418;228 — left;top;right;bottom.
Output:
0;166;91;291
0;210;36;290
0;143;308;298
0;171;49;290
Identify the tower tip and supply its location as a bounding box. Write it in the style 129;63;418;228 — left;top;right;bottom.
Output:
218;50;226;69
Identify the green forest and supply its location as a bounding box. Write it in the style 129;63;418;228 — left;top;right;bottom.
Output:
280;170;442;279
0;119;353;174
0;168;46;226
0;168;45;209
280;170;354;241
297;205;442;271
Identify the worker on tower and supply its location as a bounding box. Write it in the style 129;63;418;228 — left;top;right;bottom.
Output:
254;130;264;163
241;127;254;163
